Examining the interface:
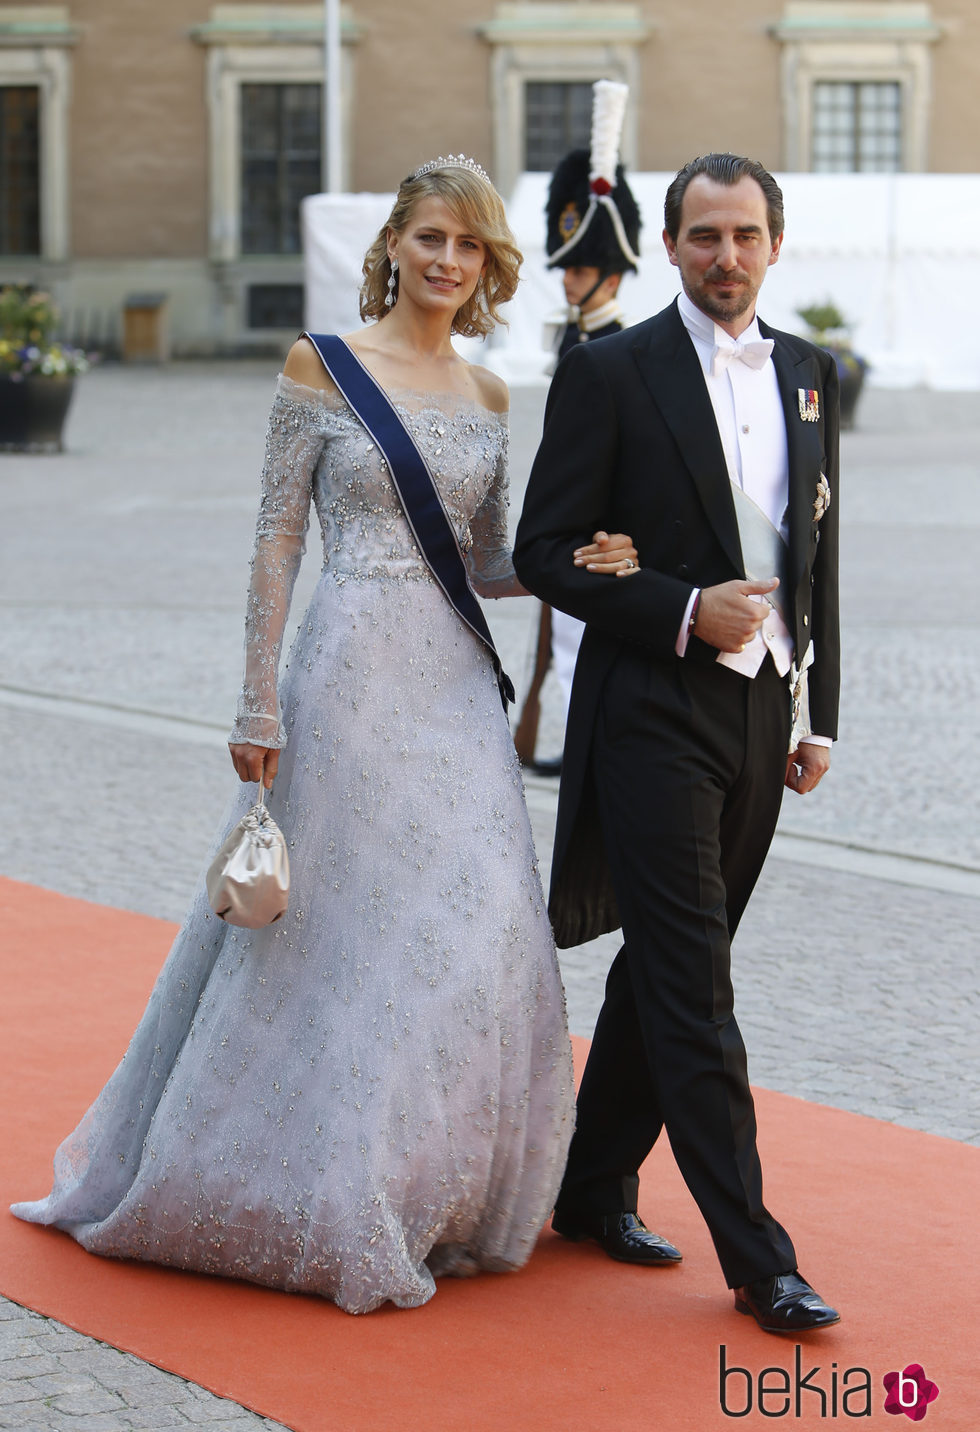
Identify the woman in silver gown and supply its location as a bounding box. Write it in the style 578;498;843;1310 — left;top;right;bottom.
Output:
13;158;639;1314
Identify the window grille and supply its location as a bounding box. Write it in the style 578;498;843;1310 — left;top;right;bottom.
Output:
247;283;305;330
524;81;595;172
241;83;322;254
812;81;902;172
0;87;41;255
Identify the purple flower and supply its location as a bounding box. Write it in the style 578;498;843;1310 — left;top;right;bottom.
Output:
883;1364;939;1420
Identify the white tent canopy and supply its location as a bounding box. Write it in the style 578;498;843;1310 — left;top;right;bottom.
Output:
302;174;980;390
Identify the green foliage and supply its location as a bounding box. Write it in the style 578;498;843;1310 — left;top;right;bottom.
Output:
0;285;57;345
796;299;868;377
796;301;849;341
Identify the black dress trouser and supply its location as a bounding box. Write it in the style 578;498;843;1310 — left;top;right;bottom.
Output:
555;646;798;1288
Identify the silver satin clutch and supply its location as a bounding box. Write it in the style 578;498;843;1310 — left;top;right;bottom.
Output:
206;785;290;929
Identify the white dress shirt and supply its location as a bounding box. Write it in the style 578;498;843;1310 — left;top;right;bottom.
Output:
674;290;795;678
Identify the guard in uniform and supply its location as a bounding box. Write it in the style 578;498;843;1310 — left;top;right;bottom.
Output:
517;81;642;774
543;80;642;366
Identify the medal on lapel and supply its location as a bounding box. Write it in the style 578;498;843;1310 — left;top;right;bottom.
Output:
798;388;820;422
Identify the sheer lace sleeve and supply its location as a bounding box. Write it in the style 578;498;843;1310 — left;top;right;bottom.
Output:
229;382;324;748
465;428;527;599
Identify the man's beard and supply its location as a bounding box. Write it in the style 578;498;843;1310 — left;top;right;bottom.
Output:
686;271;756;323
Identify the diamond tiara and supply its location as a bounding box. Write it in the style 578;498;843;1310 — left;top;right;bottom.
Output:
410;154;493;186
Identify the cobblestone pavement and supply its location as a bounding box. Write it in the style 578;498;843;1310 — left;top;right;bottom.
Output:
1;365;978;1428
0;1298;285;1431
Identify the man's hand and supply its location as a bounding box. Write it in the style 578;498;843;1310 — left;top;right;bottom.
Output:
785;741;831;794
573;530;640;577
695;577;778;651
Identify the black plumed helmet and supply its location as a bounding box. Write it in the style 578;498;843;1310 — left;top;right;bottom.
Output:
545;151;642;274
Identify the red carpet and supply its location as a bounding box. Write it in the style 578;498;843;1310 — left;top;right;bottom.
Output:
1;875;976;1429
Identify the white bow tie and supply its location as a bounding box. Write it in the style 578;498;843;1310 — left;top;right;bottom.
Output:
712;337;774;376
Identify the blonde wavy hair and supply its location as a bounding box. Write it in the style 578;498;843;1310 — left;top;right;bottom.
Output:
359;166;522;339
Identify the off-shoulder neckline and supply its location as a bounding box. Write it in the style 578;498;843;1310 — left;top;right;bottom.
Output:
276;372;508;426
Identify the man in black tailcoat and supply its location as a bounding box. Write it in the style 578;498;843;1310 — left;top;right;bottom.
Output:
513;153;842;1334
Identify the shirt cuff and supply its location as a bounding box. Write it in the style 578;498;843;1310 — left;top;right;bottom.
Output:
675;588;701;657
799;734;832;748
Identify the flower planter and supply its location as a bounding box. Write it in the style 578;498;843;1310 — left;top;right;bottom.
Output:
838;364;865;432
796;304;868;433
0;374;76;453
0;285;92;451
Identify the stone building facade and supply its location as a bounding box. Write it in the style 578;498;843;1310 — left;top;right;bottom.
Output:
0;0;975;353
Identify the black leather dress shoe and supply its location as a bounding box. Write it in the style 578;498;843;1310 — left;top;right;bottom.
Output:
531;755;563;777
734;1271;841;1333
552;1210;682;1265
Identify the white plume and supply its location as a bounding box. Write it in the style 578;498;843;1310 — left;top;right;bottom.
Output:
589;80;629;189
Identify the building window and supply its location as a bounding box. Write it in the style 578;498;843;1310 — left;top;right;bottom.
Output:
524;81;594;171
192;5;361;266
0;8;74;263
771;2;940;173
478;4;649;195
240;83;322;255
812;81;902;172
247;282;305;330
0;86;40;255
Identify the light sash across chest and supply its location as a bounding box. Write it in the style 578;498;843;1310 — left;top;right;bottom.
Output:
728;480;813;748
729;480;790;625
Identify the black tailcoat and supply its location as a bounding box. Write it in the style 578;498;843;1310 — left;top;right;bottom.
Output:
515;298;840;948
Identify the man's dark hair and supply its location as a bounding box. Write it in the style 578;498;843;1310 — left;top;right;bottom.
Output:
664;154;784;243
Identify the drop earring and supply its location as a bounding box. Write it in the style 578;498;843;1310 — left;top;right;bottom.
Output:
385;258;398;309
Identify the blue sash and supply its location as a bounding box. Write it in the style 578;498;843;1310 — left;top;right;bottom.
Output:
304;333;515;709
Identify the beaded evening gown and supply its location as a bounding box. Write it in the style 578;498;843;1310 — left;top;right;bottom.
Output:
13;374;575;1314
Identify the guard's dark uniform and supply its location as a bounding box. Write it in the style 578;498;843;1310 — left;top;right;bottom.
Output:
556;310;625;361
